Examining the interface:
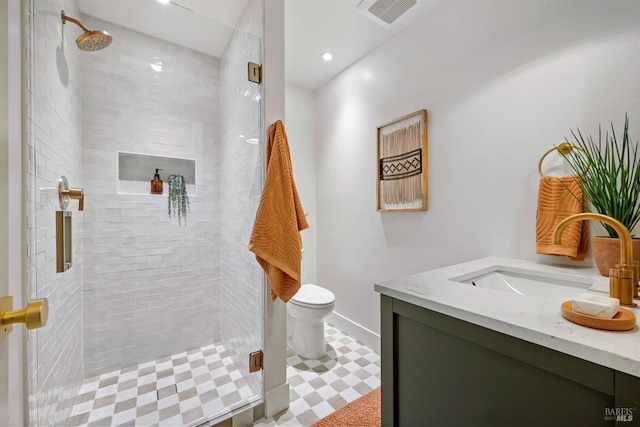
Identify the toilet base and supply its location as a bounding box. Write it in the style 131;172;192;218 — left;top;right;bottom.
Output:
289;319;327;359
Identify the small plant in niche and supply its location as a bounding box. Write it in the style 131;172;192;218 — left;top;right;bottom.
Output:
167;174;189;226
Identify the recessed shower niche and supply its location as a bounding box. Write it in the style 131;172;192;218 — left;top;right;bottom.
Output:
117;152;196;195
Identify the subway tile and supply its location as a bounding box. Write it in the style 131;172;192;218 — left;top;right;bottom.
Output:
28;0;262;423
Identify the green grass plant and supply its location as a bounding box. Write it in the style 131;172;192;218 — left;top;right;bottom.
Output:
562;115;640;237
168;174;190;226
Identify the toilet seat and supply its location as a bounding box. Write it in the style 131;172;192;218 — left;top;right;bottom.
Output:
289;284;335;308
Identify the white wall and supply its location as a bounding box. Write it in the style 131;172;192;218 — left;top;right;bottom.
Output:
263;0;290;417
27;0;84;424
79;15;220;378
315;0;640;337
285;82;317;285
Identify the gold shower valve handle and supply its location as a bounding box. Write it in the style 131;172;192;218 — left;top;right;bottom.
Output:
2;298;49;330
60;188;84;211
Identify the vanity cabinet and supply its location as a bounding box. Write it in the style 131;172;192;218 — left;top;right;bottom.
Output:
381;295;640;427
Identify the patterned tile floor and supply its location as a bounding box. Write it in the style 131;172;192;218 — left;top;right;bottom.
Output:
68;343;255;427
255;324;381;426
67;324;381;427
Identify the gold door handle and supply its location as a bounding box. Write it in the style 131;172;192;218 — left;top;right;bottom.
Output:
3;299;49;329
0;297;49;340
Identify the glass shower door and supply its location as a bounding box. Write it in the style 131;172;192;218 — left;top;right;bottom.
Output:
27;0;264;425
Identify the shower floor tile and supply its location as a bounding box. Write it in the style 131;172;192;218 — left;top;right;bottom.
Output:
69;343;254;427
254;323;381;427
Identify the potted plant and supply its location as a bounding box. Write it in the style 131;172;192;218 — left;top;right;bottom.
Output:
562;115;640;275
167;174;190;226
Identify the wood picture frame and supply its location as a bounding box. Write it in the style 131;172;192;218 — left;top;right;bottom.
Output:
376;109;428;212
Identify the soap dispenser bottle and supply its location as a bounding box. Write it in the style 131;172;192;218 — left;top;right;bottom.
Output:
151;168;163;194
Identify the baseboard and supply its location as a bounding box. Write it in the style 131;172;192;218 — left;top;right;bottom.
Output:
327;311;381;354
264;381;290;418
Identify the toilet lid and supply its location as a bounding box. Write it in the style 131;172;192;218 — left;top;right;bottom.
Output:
290;284;335;306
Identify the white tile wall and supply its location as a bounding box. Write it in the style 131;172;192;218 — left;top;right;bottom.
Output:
27;0;85;425
26;2;264;423
219;0;264;398
79;15;221;378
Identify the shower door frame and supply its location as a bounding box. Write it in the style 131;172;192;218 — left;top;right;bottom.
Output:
0;0;26;425
14;0;291;424
2;0;292;423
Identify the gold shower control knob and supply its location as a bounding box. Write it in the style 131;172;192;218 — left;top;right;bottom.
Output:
2;298;49;329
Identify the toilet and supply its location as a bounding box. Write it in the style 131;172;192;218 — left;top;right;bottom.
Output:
287;284;336;359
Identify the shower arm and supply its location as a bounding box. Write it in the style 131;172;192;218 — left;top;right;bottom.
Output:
61;10;90;33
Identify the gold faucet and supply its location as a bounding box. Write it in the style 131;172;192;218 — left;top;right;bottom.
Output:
553;213;638;307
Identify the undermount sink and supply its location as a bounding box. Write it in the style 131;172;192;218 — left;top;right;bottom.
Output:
450;268;599;301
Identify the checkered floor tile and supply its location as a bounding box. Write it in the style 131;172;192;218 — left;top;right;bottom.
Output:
68;343;254;427
67;324;380;427
255;323;381;427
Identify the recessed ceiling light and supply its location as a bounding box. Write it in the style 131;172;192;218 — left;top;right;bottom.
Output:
322;52;333;61
156;0;171;4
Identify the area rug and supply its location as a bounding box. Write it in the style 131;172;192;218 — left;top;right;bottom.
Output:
311;387;381;427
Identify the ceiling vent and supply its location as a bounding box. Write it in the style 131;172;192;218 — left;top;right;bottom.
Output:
357;0;418;28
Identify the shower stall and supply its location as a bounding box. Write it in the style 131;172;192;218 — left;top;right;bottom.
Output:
26;0;267;425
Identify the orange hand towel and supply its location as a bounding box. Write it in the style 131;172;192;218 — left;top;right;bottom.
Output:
249;120;309;302
535;175;588;260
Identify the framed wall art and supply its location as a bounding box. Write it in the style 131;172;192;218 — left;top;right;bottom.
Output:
376;109;428;212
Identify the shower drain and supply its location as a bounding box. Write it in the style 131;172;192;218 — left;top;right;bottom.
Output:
157;384;178;400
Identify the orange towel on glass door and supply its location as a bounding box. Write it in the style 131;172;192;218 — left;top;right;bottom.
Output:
249;120;309;302
535;175;588;260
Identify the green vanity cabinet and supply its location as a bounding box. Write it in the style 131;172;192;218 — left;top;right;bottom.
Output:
381;295;640;427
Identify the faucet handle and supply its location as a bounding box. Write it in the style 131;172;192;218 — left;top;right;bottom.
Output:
57;176;84;211
67;188;84;211
631;261;639;299
610;265;637;307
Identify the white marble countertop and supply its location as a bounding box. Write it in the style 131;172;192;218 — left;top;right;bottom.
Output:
374;256;640;378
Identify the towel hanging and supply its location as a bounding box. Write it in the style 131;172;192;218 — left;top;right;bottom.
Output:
535;175;588;260
249;120;309;303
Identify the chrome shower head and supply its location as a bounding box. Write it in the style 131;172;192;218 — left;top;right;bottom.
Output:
61;10;113;51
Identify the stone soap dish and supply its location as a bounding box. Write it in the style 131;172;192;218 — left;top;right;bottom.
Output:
561;301;636;331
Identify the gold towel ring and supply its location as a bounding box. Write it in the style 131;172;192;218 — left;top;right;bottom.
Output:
538;142;589;177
